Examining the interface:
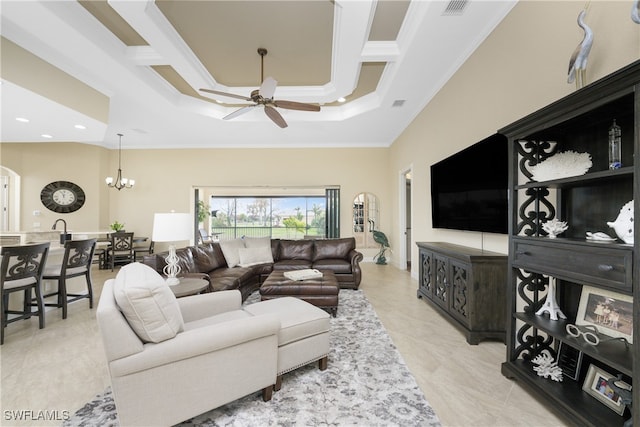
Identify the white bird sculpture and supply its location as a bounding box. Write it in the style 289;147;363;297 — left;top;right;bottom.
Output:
632;0;640;24
567;9;593;89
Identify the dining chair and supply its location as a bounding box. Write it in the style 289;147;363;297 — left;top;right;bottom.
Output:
108;232;135;271
42;238;96;319
1;242;50;345
134;240;154;261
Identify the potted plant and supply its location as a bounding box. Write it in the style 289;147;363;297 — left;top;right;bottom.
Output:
110;220;125;233
197;200;209;225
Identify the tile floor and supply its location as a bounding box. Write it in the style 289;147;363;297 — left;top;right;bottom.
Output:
0;262;568;426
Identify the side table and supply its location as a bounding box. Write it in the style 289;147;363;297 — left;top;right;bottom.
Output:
169;277;210;298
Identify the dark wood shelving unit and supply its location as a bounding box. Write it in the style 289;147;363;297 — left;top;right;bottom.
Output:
500;60;640;427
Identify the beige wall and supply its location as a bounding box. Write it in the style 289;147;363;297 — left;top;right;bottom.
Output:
0;144;390;256
2;1;639;266
390;1;640;275
0;142;111;233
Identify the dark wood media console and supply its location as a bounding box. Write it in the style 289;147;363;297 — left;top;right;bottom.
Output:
416;242;507;344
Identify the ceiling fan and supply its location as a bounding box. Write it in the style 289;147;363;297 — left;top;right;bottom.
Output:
200;48;321;128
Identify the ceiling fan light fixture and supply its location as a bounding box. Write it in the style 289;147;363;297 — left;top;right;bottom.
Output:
199;47;320;128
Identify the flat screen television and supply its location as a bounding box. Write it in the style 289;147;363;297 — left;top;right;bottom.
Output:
430;133;508;234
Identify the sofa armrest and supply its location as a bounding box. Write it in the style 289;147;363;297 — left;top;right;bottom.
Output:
109;313;280;377
348;249;363;266
177;290;242;322
349;249;364;287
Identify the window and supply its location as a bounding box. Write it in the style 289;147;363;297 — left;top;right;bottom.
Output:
208;196;327;240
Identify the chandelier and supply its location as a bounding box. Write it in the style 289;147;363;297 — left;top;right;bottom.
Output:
105;133;135;190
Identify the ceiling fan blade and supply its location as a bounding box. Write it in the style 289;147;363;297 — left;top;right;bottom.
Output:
273;100;321;112
264;105;288;128
200;88;252;102
223;105;256;120
260;76;278;99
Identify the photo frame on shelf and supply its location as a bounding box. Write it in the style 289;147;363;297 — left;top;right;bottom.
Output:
576;286;633;344
581;364;628;416
556;342;583;381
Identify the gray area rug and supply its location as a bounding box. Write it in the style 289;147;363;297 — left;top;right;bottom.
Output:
64;290;440;426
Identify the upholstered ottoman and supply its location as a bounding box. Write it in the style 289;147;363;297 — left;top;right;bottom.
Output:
244;297;330;391
260;270;339;317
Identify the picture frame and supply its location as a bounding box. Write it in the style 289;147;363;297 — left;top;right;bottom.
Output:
581;364;628;415
576;285;633;344
556;342;583;381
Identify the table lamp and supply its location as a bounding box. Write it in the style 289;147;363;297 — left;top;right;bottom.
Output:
152;212;192;286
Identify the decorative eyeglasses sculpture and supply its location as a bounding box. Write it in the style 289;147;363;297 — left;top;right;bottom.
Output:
565;323;630;348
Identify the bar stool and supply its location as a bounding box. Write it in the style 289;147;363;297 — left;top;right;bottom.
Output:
42;239;96;319
1;242;50;345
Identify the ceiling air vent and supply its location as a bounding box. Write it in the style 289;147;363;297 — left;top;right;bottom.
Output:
442;0;468;16
392;100;405;108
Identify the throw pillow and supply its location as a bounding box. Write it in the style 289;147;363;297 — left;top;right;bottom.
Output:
243;236;271;248
113;262;184;343
219;238;246;268
238;246;274;267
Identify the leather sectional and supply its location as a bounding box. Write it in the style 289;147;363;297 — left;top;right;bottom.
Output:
143;237;363;301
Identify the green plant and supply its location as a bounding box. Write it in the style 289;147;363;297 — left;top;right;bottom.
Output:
110;220;125;232
197;200;209;224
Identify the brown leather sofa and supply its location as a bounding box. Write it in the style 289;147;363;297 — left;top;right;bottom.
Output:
143;237;363;301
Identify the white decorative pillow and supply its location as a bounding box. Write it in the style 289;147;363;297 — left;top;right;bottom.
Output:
243;236;271;249
219;238;246;268
113;262;184;343
238;246;274;267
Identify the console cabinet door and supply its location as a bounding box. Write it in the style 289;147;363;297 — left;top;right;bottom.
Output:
449;258;470;327
418;248;434;299
433;254;449;311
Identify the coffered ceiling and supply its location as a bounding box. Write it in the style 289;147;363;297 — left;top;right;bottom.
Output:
0;0;517;149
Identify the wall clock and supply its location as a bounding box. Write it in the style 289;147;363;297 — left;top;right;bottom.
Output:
40;181;86;213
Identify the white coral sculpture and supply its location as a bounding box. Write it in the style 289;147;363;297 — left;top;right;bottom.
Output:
542;219;568;238
532;353;564;382
530;150;592;182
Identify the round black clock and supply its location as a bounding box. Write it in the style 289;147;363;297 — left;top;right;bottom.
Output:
40;181;86;213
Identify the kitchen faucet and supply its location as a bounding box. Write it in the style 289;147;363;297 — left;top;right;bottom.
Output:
52;219;70;244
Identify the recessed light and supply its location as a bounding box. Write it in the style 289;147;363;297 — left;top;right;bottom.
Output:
15;117;29;123
337;97;346;103
41;134;53;139
74;124;86;129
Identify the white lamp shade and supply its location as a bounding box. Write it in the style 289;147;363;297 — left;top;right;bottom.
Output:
152;213;192;242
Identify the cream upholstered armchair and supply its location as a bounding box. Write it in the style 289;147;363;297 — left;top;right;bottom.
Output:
96;263;280;427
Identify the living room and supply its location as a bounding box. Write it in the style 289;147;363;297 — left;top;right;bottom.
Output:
2;1;639;426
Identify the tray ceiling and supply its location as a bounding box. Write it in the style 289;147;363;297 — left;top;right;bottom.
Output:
0;0;517;149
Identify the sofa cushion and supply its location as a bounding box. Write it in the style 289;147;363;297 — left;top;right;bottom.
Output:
238;246;274;267
273;260;313;270
175;247;197;274
219;238;245;268
278;239;313;261
113;262;184;343
313;259;352;274
191;243;226;272
243;236;271;249
313;237;355;261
